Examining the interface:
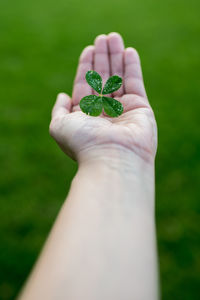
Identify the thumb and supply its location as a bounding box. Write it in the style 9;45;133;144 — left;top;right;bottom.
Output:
51;93;72;119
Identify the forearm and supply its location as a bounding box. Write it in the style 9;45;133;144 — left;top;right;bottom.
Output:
19;146;159;300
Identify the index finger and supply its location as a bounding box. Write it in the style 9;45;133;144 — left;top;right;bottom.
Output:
72;46;94;106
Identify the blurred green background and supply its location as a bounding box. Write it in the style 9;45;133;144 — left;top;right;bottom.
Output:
0;0;200;299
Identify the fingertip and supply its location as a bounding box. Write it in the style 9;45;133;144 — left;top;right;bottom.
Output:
124;47;140;64
79;45;94;63
56;92;72;111
108;32;122;38
108;32;124;53
94;34;108;52
125;47;138;53
57;92;71;101
108;32;123;43
94;34;107;43
57;92;68;98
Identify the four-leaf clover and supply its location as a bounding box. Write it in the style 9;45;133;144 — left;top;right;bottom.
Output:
79;71;123;117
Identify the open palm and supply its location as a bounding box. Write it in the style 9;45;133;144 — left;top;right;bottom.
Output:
50;33;157;163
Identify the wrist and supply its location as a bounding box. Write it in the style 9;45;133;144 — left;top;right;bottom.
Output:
77;143;155;173
73;144;155;213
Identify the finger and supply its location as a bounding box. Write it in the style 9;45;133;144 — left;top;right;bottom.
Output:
124;47;147;99
102;94;149;118
107;32;124;96
94;34;110;96
51;93;72;119
72;45;94;105
114;94;151;113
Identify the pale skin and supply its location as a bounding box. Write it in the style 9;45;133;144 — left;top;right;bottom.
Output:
18;33;159;300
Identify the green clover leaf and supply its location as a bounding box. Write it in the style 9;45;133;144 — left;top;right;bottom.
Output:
86;70;102;94
80;95;103;116
102;96;123;117
79;71;124;118
102;76;122;94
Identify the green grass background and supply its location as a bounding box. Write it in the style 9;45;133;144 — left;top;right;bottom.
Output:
0;0;200;298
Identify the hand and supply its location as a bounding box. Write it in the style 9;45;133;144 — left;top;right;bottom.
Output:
49;33;157;164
